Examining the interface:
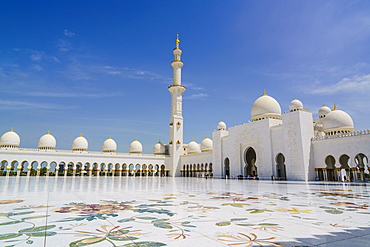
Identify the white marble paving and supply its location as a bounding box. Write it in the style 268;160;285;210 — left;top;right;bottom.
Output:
0;176;369;246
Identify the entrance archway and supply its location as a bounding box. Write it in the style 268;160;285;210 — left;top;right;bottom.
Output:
355;153;368;181
325;155;336;181
276;153;286;180
339;154;351;181
224;158;230;178
245;147;257;178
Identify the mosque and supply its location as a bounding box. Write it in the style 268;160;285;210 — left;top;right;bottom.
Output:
1;36;370;182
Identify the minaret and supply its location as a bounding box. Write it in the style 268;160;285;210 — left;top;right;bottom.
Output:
168;34;186;176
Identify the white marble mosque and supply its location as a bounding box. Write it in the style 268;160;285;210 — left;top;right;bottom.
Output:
1;35;370;182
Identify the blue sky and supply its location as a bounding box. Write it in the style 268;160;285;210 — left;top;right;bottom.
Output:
1;0;370;153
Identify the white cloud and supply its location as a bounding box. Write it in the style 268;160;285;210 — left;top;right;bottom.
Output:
184;93;209;100
58;39;71;52
309;74;370;95
52;57;60;63
31;65;43;71
100;65;164;80
30;53;42;62
0;100;73;110
6;91;123;98
64;29;77;38
183;83;204;90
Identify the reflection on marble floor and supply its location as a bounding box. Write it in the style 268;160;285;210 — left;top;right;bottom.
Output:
0;176;369;246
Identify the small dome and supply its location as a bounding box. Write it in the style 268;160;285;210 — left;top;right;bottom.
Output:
187;140;201;154
201;137;213;152
323;105;354;134
153;141;165;155
38;131;56;149
0;128;20;148
217;121;227;130
251;90;281;121
289;98;303;112
129;139;142;153
318;105;331;118
72;134;88;151
102;137;117;152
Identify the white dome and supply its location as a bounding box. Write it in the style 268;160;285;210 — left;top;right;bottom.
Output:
187;140;201;154
129;139;142;153
38;131;56;149
0;129;20;147
72;134;88;151
289;98;303;112
217;121;227;130
102;137;117;152
323;106;354;133
201;137;213;152
251;90;281;121
153;141;165;155
318;105;331;118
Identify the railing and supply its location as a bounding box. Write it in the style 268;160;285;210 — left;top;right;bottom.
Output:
312;129;370;141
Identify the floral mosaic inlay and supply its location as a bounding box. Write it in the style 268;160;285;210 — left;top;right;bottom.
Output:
0;177;369;246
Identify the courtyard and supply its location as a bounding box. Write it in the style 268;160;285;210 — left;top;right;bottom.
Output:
0;176;369;246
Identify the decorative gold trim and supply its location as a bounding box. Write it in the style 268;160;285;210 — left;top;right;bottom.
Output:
168;85;186;89
176;122;181;125
171;60;183;63
176;140;181;144
169;141;173;144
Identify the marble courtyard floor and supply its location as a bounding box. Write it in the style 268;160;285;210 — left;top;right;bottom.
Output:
0;176;369;246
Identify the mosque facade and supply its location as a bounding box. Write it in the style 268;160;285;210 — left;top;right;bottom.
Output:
1;37;370;182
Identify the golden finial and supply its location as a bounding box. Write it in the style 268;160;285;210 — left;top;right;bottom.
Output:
262;89;268;96
158;139;161;143
79;133;83;137
175;33;180;48
206;135;209;139
47;130;50;135
10;127;14;132
109;135;112;139
333;103;338;110
294;97;296;100
192;138;194;142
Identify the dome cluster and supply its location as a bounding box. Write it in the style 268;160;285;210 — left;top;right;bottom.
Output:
0;130;168;154
248;90;354;135
187;137;213;154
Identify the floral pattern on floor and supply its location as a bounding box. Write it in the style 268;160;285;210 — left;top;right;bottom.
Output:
0;177;370;246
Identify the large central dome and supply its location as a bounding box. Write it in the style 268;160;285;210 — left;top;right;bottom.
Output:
251;90;281;121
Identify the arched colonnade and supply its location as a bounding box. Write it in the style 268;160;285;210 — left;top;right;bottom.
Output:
316;153;369;182
0;159;168;177
181;163;213;177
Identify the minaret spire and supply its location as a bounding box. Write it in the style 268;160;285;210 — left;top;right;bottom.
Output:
176;33;180;49
168;34;186;177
